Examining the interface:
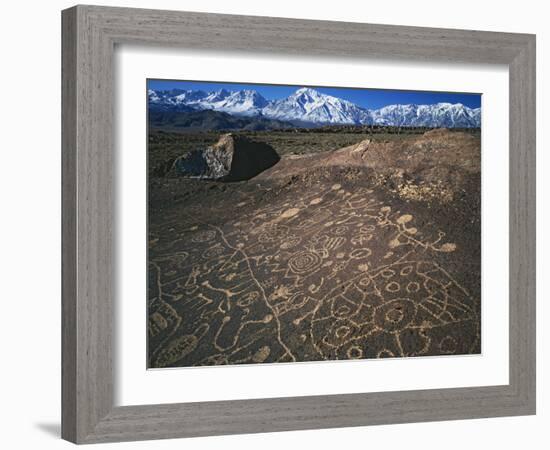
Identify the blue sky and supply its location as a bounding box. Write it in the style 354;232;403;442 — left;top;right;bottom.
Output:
147;79;481;109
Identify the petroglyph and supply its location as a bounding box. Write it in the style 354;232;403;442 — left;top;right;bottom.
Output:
148;173;480;368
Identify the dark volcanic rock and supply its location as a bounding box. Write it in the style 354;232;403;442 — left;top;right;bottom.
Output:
169;133;280;181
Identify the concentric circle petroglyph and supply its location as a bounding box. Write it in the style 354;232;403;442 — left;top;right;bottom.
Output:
288;250;322;274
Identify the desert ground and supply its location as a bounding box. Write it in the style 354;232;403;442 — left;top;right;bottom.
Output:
147;127;481;368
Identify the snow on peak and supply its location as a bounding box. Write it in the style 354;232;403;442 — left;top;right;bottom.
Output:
147;87;481;127
262;87;369;124
293;87;323;97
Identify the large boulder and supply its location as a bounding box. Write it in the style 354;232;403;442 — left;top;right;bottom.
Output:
169;134;280;181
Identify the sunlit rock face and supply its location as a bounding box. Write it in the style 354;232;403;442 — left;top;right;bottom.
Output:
169;134;280;181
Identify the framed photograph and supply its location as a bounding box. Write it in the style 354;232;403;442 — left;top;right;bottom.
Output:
62;5;536;444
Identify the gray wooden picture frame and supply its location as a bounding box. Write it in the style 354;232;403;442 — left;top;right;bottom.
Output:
61;4;536;444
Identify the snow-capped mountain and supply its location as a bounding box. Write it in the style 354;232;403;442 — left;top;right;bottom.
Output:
371;103;480;128
262;87;370;125
201;88;231;104
149;88;268;116
148;87;481;127
211;89;269;116
148;89;207;112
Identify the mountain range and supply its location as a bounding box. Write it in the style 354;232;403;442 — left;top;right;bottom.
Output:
148;87;481;128
148;109;293;131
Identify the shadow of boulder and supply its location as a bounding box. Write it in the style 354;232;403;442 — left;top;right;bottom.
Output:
169;134;280;181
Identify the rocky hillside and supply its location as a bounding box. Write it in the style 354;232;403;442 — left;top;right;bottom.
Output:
257;129;480;204
148;109;293;131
